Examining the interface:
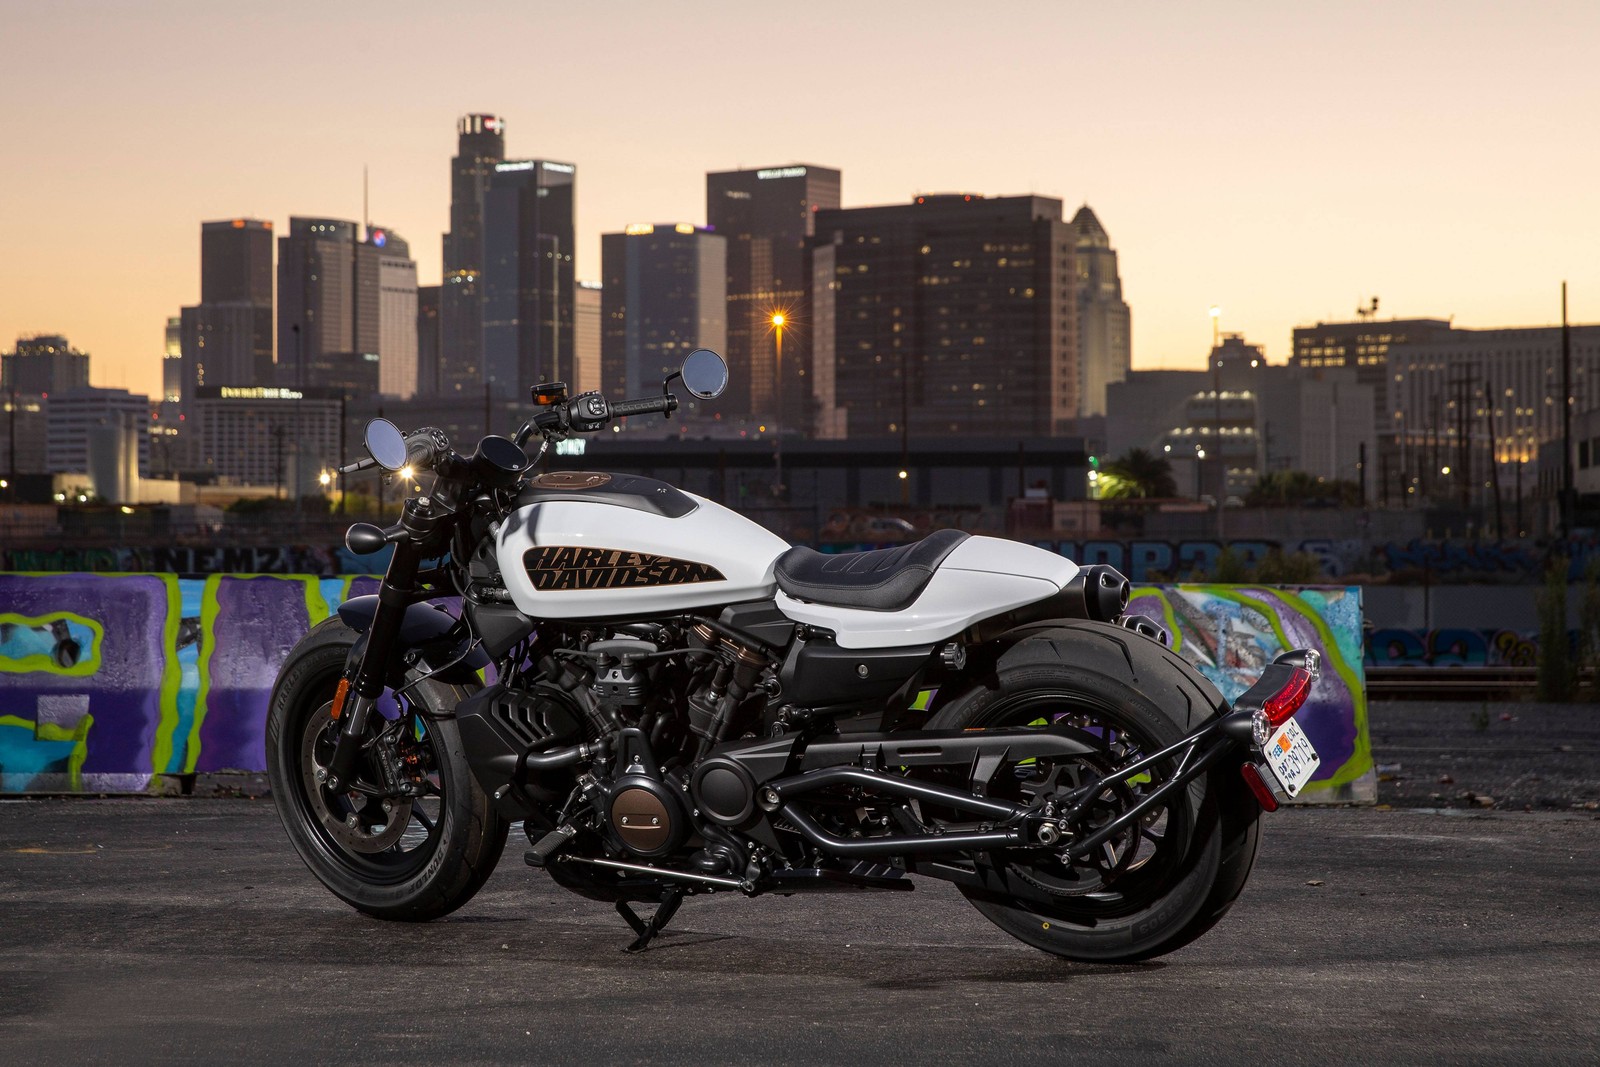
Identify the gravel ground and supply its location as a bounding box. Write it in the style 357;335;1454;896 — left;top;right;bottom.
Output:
1369;699;1600;812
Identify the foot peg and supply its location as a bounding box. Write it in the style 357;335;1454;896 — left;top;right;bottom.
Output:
616;890;684;953
524;824;578;868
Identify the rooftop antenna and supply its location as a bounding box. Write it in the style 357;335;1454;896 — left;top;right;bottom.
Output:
1356;296;1380;320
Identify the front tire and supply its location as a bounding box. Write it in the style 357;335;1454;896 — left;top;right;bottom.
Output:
927;621;1262;962
266;616;508;921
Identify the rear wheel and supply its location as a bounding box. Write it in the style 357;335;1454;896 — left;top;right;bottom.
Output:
265;616;508;920
926;621;1261;962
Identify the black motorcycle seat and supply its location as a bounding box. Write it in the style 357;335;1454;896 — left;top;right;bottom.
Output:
773;530;970;612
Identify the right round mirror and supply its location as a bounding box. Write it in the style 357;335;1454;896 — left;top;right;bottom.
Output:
681;348;728;400
364;418;408;471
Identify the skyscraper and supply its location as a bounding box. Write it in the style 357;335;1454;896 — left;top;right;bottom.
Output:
202;218;274;306
1;336;78;481
706;164;841;424
2;334;90;394
811;194;1078;439
575;281;602;393
367;226;419;398
440;114;506;396
162;316;182;404
482;158;576;397
178;219;275;419
277;217;379;395
600;224;727;399
1072;205;1131;418
416;285;441;397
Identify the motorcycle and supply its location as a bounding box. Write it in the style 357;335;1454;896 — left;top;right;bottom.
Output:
266;348;1323;961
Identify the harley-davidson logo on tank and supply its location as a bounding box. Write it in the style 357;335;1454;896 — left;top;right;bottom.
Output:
523;546;726;591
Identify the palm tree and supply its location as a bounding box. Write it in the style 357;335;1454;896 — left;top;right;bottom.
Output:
1100;448;1178;500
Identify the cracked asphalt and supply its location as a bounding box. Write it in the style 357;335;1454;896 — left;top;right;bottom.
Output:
2;794;1597;1066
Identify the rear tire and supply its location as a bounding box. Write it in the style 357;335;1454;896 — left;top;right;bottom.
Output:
927;621;1262;962
266;616;508;921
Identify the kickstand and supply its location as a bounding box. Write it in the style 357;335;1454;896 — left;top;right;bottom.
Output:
615;889;684;953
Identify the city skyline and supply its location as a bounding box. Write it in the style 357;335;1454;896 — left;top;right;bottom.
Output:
5;1;1599;399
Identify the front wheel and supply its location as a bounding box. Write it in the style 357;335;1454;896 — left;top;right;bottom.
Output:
926;622;1262;962
265;616;508;920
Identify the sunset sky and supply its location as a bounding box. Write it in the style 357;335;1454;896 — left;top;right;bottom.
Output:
4;0;1598;399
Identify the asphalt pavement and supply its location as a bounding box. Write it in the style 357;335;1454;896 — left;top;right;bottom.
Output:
2;795;1597;1066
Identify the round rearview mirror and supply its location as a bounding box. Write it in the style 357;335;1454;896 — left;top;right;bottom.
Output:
364;418;408;471
681;348;728;400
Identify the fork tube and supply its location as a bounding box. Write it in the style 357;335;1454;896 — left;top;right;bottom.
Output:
326;536;422;789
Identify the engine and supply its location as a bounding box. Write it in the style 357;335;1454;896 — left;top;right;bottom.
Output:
456;619;779;869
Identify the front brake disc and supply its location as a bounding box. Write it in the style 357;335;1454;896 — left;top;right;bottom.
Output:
301;700;413;854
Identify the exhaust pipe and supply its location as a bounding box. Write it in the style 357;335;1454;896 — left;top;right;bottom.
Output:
1063;564;1130;622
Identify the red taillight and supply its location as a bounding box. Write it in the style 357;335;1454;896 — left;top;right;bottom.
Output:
1260;668;1313;731
1240;763;1280;812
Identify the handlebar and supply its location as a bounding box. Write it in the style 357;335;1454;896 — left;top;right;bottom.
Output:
610;394;679;419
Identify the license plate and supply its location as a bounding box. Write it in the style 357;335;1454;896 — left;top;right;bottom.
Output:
1262;718;1321;798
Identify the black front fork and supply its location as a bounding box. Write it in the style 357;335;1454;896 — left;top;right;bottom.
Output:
324;499;442;792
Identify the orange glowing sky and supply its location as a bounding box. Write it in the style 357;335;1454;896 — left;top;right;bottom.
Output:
4;1;1598;399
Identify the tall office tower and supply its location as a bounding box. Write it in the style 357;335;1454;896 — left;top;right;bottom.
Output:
277;217;380;395
1;336;76;480
600;224;727;399
1072;206;1131;417
366;226;419;398
153;316;184;474
416;285;441;396
811;195;1078;439
482;158;576;397
178;219;275;432
706;164;841;425
2;334;91;394
440;114;507;396
162;316;182;403
575;281;602;393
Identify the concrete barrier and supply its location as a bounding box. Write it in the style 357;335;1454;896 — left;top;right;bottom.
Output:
1123;585;1374;804
2;574;1371;803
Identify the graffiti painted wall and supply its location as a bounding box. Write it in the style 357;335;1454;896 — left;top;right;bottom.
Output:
2;573;1370;803
1365;628;1539;668
0;574;380;793
8;535;1599;582
1124;585;1374;805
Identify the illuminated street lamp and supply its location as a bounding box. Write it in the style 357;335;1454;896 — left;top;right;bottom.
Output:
769;311;786;498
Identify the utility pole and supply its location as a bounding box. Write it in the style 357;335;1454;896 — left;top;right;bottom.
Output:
1486;376;1504;539
5;358;15;501
292;323;303;523
337;395;347;516
899;347;910;506
1561;281;1573;540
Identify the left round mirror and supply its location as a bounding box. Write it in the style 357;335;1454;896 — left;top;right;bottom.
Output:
681;348;729;400
364;418;408;471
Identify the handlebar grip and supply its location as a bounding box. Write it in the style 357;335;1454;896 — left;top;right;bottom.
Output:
403;427;450;469
610;395;679;419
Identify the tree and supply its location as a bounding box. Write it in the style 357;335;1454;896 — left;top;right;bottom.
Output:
1246;470;1361;508
1100;448;1177;500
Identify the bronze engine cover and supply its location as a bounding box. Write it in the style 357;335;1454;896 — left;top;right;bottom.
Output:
608;778;688;858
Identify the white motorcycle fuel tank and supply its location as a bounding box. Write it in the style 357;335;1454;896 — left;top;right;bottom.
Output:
496;471;790;619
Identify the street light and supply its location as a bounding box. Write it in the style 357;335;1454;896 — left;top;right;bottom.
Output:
769;311;786;499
